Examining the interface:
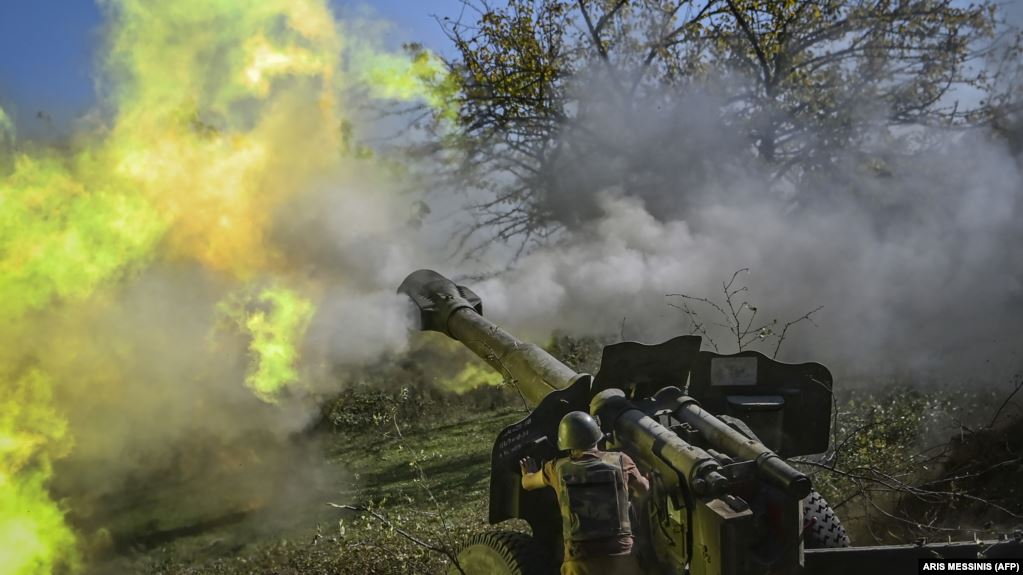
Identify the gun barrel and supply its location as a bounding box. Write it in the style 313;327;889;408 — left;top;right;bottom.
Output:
591;389;729;497
447;309;578;405
669;394;811;498
398;269;579;406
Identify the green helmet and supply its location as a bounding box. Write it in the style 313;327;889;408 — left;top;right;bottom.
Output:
558;411;603;451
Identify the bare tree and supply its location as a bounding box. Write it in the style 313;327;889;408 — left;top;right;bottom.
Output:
666;267;822;358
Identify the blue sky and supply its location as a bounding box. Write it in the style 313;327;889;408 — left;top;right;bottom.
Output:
0;0;466;137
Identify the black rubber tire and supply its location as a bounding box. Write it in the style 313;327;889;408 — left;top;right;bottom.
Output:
447;530;554;575
803;490;851;548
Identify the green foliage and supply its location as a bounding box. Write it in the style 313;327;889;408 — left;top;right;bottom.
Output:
319;340;524;432
808;386;933;500
797;382;1021;543
456;1;573;123
546;333;608;374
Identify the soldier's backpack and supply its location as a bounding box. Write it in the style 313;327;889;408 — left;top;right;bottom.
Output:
554;452;632;542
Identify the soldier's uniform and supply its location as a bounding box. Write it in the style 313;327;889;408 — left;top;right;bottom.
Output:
540;449;645;575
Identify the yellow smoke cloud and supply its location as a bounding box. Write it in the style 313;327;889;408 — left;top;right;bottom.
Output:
439;360;506;394
355;47;460;121
0;153;165;319
218;286;316;403
99;0;343;277
0;371;79;575
0;0;458;572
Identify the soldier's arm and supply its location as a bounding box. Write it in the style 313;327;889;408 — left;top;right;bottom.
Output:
622;454;650;498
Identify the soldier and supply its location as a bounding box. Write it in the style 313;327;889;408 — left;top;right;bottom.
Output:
520;411;649;575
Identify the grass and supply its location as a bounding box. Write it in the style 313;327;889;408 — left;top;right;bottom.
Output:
90;407;527;575
329;408;525;508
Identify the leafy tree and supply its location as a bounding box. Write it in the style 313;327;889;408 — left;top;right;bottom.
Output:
436;0;1022;252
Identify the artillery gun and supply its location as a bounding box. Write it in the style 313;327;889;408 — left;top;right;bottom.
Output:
398;269;1023;575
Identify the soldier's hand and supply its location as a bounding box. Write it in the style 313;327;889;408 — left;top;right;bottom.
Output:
519;457;539;475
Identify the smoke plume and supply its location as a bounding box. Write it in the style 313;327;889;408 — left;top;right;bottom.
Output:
472;79;1023;380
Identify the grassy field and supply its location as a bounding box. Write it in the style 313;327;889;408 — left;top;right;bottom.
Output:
92;406;526;575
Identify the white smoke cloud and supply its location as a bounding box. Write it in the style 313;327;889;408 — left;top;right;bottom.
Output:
464;82;1023;382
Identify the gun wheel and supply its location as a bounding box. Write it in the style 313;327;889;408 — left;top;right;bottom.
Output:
447;530;554;575
803;490;851;548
